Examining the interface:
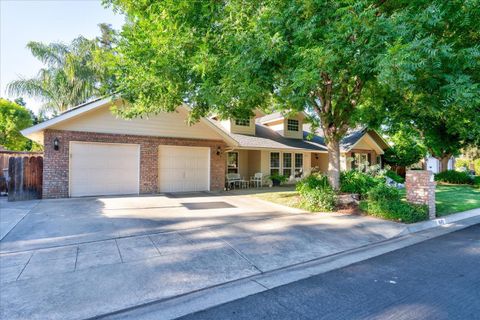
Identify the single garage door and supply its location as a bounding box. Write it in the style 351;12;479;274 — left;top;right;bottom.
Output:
158;145;210;193
70;142;140;197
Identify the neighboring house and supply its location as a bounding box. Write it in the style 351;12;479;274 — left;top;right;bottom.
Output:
425;156;455;174
21;97;388;198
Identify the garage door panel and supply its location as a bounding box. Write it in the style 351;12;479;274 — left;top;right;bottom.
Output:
70;142;140;197
158;145;209;193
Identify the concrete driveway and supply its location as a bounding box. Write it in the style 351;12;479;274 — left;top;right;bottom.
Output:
0;193;405;320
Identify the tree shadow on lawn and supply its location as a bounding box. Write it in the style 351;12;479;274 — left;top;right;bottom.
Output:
435;185;480;216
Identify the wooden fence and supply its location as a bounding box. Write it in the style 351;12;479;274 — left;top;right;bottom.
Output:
8;156;43;201
0;151;43;195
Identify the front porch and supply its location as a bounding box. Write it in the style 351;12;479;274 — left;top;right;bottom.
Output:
225;149;322;188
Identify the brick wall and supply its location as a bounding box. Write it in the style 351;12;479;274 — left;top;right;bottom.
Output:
405;170;436;219
43;129;226;198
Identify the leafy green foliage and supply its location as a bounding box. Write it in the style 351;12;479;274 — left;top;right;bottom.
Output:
473;176;480;187
103;0;401;190
105;0;480;183
359;199;428;223
385;170;405;184
360;184;428;223
366;184;400;202
434;170;474;185
455;159;471;171
296;174;337;212
455;158;480;175
340;170;384;197
372;1;480;163
267;172;288;184
0;99;40;151
383;129;426;168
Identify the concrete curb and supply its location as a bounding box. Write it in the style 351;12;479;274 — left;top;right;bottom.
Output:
97;214;480;320
400;208;480;235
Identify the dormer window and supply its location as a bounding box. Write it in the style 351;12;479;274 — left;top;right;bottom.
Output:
235;119;250;126
287;119;299;131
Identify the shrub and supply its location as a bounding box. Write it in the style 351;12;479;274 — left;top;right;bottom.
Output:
385;170;405;184
473;176;480;188
434;170;473;185
360;199;428;223
367;184;400;202
340;170;384;197
359;184;428;223
268;172;288;185
296;174;337;212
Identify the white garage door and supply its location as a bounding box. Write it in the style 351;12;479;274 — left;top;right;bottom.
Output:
158;145;210;193
70;142;140;197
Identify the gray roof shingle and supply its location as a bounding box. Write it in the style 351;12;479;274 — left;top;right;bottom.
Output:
209;119;373;152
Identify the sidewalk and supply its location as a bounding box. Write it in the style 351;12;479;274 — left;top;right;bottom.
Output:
1;205;478;320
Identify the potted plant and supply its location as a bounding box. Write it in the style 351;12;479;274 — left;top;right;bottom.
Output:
268;173;288;187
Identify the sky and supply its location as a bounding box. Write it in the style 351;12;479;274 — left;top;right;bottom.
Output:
0;0;125;114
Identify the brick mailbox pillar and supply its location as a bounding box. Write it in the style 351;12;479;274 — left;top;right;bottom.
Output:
405;170;436;219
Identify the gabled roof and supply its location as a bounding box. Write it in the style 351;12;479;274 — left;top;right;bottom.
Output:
302;126;389;153
21;97;237;146
21;96;388;154
208;119;328;151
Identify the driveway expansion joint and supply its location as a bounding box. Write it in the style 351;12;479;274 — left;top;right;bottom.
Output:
91;216;479;320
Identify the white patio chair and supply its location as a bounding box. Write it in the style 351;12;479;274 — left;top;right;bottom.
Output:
226;173;241;190
250;172;263;188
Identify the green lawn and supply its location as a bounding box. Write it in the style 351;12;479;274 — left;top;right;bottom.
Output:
254;185;480;217
253;191;304;210
431;185;480;216
398;185;480;216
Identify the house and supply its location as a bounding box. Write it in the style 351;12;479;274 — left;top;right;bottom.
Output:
21;97;388;198
425;156;455;173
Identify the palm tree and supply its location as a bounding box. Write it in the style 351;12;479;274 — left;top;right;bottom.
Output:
7;37;103;115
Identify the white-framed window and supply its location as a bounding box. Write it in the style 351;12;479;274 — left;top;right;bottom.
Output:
283;153;292;178
227;152;239;173
270;152;280;175
294;153;303;178
235;119;250;126
376;155;382;168
287;119;299;131
354;153;369;171
269;152;304;178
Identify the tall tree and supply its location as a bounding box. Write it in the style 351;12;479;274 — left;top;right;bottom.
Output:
105;0;397;189
7;25;118;115
0;98;40;151
374;0;480;171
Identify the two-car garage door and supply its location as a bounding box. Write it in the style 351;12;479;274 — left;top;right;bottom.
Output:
69;142;210;197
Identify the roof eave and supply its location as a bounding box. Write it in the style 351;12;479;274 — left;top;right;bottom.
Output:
20;96;115;138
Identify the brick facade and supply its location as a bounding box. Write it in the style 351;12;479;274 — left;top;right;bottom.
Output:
405;170;436;219
43;129;227;198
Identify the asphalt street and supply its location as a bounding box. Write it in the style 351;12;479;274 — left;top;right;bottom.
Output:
180;224;480;320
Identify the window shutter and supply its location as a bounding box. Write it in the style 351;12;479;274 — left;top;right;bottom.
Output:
351;152;356;169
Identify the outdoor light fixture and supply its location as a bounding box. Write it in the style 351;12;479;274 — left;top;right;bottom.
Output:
315;154;319;160
53;137;59;151
216;146;221;156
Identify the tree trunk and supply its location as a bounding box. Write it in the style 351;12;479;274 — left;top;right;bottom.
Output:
439;155;451;172
327;138;341;190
